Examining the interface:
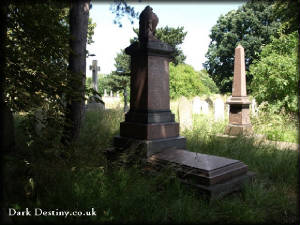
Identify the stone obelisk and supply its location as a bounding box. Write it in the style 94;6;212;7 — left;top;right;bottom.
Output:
225;45;252;136
114;6;186;156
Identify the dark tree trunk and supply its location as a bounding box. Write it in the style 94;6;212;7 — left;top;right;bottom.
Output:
63;1;90;144
0;1;15;153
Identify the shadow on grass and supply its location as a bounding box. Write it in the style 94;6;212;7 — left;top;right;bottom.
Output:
2;110;299;224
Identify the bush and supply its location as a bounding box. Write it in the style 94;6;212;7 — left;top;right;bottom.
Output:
250;32;299;114
169;63;218;99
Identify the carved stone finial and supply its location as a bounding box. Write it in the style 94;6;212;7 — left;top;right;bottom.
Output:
138;6;159;43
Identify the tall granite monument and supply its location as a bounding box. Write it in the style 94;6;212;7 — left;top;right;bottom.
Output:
114;6;186;156
225;45;252;136
114;6;254;198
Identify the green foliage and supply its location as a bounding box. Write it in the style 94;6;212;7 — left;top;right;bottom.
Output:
169;63;218;99
133;26;187;65
273;0;300;35
250;32;299;114
99;50;130;102
155;26;187;65
114;49;131;73
87;18;96;45
5;110;299;224
204;1;282;93
5;2;96;142
198;69;219;94
251;104;299;143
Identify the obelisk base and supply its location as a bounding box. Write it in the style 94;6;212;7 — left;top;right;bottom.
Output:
225;124;253;136
226;96;253;136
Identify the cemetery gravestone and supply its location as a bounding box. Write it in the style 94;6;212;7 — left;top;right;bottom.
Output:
214;98;225;121
200;100;209;115
192;96;201;114
178;97;193;131
114;6;254;198
114;6;186;156
87;60;105;110
193;96;209;115
251;98;258;117
225;45;252;135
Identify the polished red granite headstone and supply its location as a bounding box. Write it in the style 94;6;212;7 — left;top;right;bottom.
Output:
225;45;253;136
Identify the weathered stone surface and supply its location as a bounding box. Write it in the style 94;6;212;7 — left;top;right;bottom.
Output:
178;96;193;131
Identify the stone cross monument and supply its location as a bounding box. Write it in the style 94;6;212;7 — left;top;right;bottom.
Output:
114;6;186;156
225;45;252;135
87;59;104;110
89;60;100;95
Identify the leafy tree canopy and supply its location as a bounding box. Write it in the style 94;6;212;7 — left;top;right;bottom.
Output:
250;31;299;114
133;26;187;65
169;63;218;100
5;2;96;140
204;1;281;93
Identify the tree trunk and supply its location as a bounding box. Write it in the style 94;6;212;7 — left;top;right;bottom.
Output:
63;1;90;144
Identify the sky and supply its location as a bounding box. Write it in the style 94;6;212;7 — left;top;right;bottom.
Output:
86;2;244;77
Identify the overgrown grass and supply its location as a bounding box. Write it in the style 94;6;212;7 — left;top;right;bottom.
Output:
3;109;299;224
251;109;299;143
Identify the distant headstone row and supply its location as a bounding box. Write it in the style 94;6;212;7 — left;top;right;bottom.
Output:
177;95;258;131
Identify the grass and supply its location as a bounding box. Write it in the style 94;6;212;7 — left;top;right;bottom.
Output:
3;109;299;224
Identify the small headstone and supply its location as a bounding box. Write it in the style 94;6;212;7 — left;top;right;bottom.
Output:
251;98;258;117
205;97;214;112
104;89;108;97
110;91;113;97
192;96;209;115
214;98;225;121
178;96;193;131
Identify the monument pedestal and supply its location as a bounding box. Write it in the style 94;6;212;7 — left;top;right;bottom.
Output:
225;96;253;136
225;45;253;136
114;38;186;155
114;136;186;157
